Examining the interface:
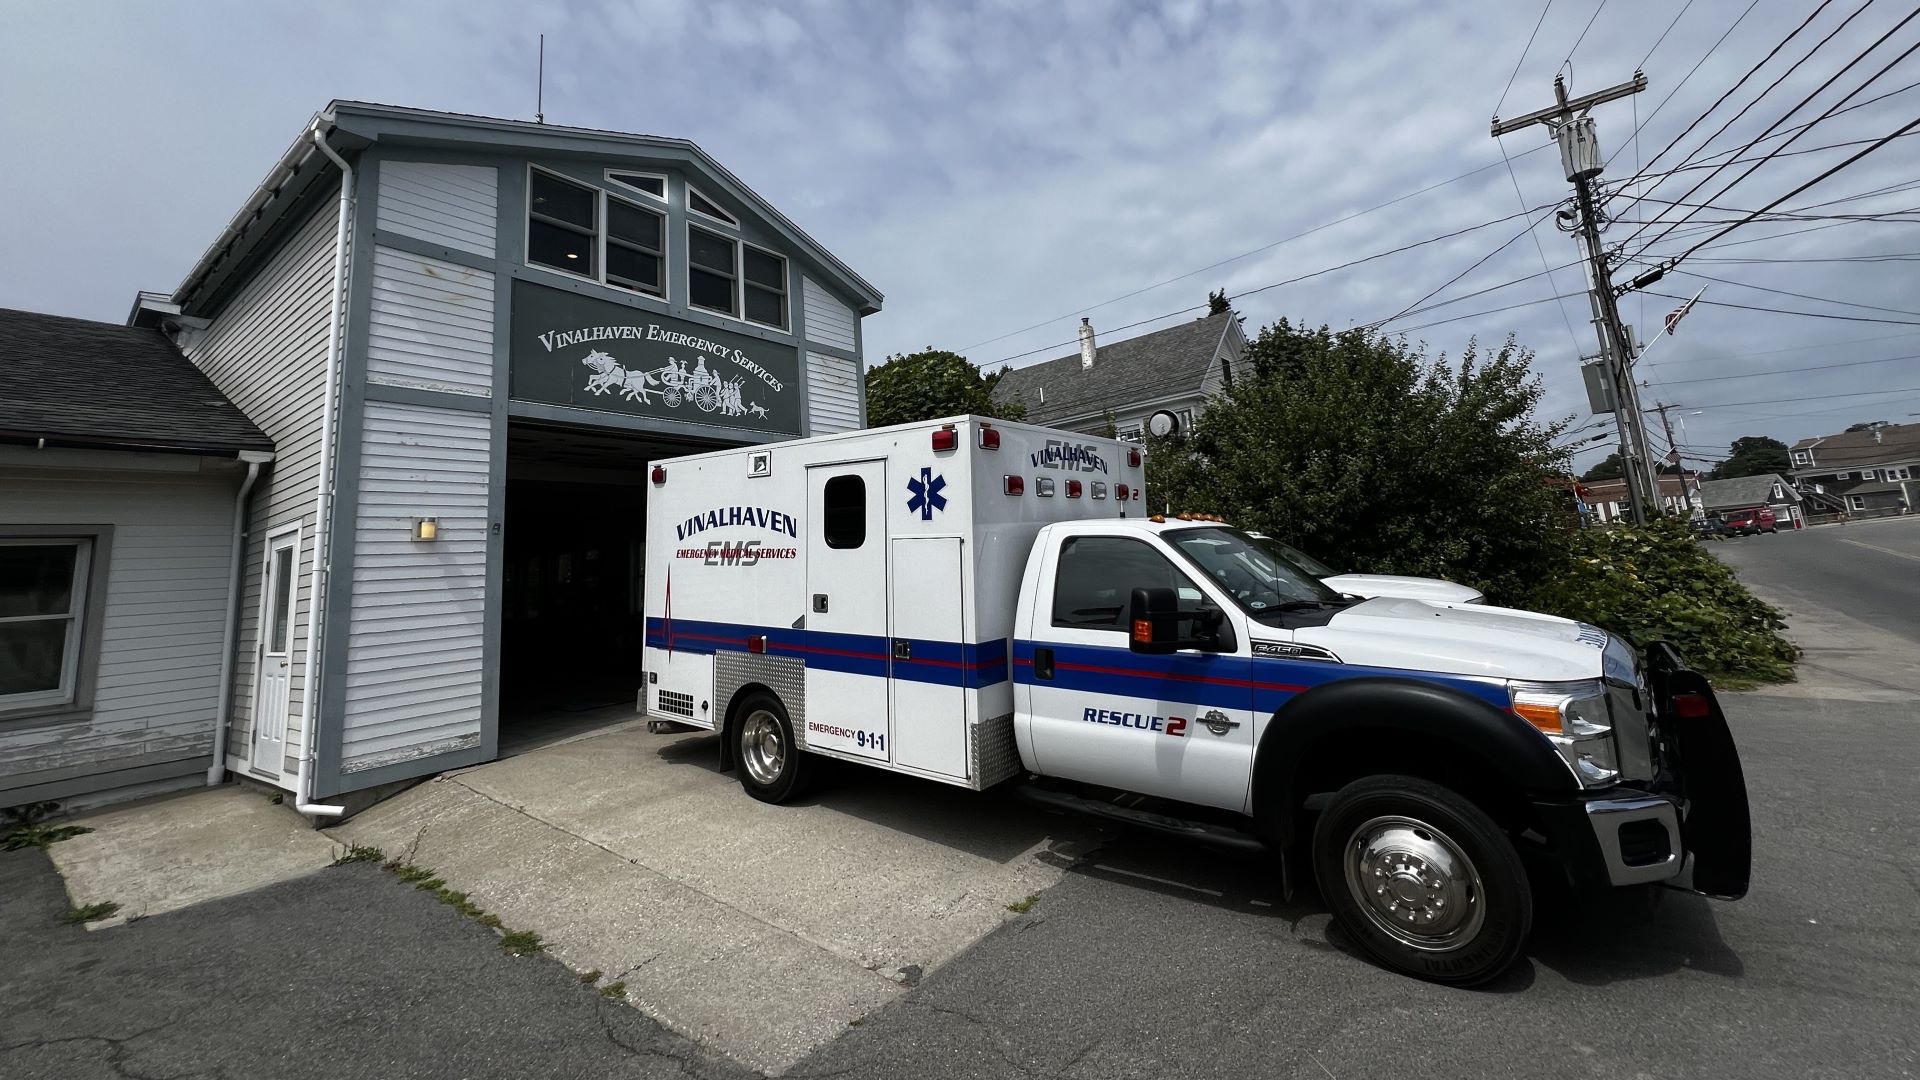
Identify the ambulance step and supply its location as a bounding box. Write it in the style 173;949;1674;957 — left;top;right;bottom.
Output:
1013;785;1268;856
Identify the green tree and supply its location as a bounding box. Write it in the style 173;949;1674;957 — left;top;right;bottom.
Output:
1149;320;1571;603
1581;452;1625;482
863;349;1025;428
1207;289;1231;316
1709;435;1790;479
1844;421;1885;433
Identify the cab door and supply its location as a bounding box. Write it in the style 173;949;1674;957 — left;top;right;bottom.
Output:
1023;533;1256;812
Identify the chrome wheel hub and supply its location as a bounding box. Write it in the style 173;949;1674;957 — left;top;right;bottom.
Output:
740;710;786;787
1344;815;1485;952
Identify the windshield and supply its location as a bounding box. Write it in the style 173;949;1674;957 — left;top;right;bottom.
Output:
1249;534;1340;578
1164;526;1343;617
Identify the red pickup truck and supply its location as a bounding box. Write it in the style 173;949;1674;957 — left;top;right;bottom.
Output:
1721;506;1778;535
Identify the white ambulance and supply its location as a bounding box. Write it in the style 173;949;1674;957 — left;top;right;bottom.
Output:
641;415;1750;985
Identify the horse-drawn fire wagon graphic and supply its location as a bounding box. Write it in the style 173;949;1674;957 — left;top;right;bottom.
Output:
580;350;770;420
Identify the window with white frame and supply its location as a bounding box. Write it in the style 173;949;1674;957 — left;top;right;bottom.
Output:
528;168;668;299
605;170;666;201
1;539;91;711
1893;467;1912;480
1792;450;1811;465
741;242;788;329
687;184;739;227
1849;495;1867;510
1837;472;1852;480
687;224;739;317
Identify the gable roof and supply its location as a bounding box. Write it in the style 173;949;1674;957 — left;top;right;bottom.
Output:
1697;473;1799;511
0;308;272;456
171;101;883;319
992;312;1236;426
1790;422;1920;470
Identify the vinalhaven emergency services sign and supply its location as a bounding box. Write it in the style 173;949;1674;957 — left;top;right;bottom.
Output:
510;280;803;434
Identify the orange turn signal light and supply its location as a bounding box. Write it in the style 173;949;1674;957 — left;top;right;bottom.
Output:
1513;701;1563;734
1132;619;1153;644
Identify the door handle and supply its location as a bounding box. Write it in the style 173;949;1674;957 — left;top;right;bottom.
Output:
892;639;912;661
813;593;829;613
1033;647;1054;680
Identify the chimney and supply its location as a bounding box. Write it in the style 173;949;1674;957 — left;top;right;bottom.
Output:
1875;429;1884;444
1079;318;1096;370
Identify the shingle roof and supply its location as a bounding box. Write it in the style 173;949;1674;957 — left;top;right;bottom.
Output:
1697;473;1799;511
991;312;1234;426
1790;422;1920;469
0;308;273;456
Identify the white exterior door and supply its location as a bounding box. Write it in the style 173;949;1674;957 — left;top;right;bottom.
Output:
890;536;968;779
251;530;297;776
1024;533;1256;812
803;461;891;762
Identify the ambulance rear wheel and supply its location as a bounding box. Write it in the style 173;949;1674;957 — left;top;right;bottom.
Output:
736;693;809;804
1311;774;1531;987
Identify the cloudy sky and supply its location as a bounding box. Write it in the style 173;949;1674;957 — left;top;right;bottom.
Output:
4;0;1915;470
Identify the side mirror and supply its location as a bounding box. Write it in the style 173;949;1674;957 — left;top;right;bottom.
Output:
1129;588;1236;654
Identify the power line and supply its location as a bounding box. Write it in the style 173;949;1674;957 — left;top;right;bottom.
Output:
1375;255;1588;327
953;144;1553;355
1496;136;1586;357
1394;291;1589;334
1647;327;1920;365
1665;268;1920;319
1559;0;1609;70
1603;0;1763;169
1638;0;1698;68
1685;383;1920;410
1650;351;1918;385
1371;208;1561;326
1641;289;1920;326
1497;0;1556;117
1623;6;1920;254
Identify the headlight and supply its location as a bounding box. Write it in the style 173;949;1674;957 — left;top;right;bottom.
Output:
1509;678;1618;787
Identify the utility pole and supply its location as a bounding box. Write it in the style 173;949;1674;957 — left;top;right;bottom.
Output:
1494;72;1661;524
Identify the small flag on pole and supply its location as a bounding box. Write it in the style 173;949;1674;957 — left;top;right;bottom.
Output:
1664;294;1700;336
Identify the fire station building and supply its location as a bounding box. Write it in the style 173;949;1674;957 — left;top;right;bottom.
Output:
117;102;881;809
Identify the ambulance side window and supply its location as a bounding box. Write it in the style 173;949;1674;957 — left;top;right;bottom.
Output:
823;475;866;549
1052;536;1195;632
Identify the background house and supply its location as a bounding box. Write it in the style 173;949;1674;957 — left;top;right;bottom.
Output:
1580;473;1700;525
1697;473;1804;529
991;311;1245;439
1790;422;1919;518
1;309;273;808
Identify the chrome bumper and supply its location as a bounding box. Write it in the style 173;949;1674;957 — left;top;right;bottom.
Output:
1585;795;1684;886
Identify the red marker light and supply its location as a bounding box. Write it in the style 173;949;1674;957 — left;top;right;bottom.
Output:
1004;474;1025;495
1672;692;1712;719
1127;448;1141;468
978;425;1001;450
651;465;666;485
1066;480;1083;498
1116;484;1130;500
932;426;959;451
748;634;767;654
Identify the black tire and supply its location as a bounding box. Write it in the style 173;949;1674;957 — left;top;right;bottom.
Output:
733;691;809;804
1311;774;1531;987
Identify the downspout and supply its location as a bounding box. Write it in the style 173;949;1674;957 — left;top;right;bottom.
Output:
209;451;274;785
295;120;352;818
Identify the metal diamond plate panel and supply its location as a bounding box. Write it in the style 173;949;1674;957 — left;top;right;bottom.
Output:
969;712;1022;790
714;651;808;747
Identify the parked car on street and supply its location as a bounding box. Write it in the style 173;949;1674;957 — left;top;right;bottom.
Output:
1250;534;1486;605
1721;507;1778;536
1692;517;1735;540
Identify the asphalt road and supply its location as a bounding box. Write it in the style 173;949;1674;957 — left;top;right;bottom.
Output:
1713;515;1920;649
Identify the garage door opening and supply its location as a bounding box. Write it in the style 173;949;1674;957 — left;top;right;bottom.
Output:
500;421;734;752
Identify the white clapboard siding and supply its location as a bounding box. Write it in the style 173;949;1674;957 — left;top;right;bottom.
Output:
807;352;862;434
375;161;498;258
179;199;338;777
366;246;496;396
0;469;236;795
801;276;858;352
338;402;490;774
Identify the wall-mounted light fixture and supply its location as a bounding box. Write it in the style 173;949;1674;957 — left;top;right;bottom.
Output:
412;518;439;542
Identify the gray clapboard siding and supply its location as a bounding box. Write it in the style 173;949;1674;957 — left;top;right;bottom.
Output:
801;276;857;352
366;246;496;396
375;160;499;259
806;351;862;434
0;468;236;796
338;402;490;773
179;197;338;777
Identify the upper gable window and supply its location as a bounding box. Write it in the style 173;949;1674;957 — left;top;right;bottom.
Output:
528;169;597;276
687;184;739;228
688;225;739;318
527;167;666;300
741;242;788;330
605;170;666;201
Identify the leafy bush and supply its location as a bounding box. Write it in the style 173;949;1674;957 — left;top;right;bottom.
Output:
1521;518;1798;685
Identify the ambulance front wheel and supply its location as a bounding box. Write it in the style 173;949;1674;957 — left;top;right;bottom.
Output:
735;692;810;804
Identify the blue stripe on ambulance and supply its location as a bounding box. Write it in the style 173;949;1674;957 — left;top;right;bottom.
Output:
644;617;1009;688
1011;639;1511;714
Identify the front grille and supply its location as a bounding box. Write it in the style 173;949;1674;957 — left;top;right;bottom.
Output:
655;689;695;718
1608;680;1656;782
1617;818;1673;866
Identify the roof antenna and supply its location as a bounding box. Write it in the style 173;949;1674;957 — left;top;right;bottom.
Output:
535;34;546;124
